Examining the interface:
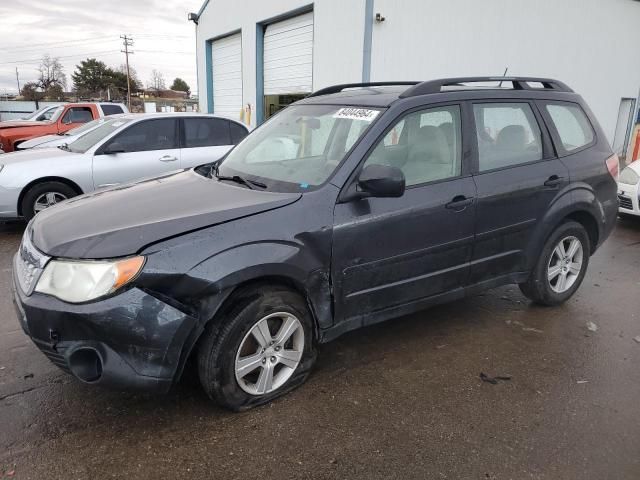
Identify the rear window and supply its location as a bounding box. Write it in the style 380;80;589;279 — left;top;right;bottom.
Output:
545;103;594;152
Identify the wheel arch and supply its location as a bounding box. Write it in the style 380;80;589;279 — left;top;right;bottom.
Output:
17;176;84;216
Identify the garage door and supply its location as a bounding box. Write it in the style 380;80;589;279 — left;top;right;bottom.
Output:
212;33;242;119
264;11;313;95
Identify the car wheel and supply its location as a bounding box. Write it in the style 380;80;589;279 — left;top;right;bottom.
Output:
21;181;77;221
198;286;317;411
519;221;591;306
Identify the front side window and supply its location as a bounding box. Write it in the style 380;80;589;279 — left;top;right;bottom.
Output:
183;117;230;147
473;103;543;171
363;105;462;186
62;107;93;124
101;104;124;116
545;103;594;152
218;104;380;191
104;119;178;153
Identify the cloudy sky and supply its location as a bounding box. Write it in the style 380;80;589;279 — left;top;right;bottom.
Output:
0;0;201;95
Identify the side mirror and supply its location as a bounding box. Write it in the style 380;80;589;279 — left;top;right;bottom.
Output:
357;164;405;198
102;142;125;155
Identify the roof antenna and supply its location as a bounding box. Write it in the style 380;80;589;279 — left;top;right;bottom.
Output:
498;67;508;87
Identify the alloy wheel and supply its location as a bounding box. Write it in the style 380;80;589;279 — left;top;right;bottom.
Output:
234;312;304;395
547;235;584;293
33;192;68;213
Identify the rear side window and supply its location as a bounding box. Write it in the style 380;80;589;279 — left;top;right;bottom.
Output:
183;118;230;147
545;103;594;152
101;104;124;116
229;122;248;144
473;103;543;172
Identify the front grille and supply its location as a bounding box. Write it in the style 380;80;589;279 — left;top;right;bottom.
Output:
14;230;49;295
618;195;633;210
32;339;70;373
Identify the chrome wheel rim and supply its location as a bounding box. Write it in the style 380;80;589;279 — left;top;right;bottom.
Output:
548;235;583;293
234;312;304;396
33;192;67;213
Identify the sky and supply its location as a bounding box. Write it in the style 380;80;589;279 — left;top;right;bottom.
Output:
0;0;202;96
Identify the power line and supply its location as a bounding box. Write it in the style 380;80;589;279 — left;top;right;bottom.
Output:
7;35;117;51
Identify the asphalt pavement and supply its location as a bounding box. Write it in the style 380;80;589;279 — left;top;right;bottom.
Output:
1;218;639;479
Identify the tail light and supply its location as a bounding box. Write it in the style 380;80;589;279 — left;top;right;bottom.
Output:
606;154;619;180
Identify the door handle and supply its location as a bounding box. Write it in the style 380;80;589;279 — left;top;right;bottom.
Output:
544;175;564;187
159;155;178;162
445;195;474;211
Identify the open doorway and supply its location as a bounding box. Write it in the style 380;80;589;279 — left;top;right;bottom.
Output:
264;94;307;120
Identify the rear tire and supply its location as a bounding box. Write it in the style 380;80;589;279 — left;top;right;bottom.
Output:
519;221;590;306
198;286;317;411
21;181;77;221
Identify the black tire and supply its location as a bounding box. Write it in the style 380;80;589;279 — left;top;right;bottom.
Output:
519;221;591;306
198;286;317;411
21;181;78;221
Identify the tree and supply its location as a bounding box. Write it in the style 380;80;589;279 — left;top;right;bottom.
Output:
21;82;42;101
37;54;66;91
72;58;111;96
118;64;142;91
170;77;190;95
148;69;165;91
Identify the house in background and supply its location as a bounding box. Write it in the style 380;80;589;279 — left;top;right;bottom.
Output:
193;0;640;157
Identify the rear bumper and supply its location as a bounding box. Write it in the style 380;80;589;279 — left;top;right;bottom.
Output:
12;259;199;393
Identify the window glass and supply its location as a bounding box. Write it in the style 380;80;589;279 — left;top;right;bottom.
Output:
229;122;248;144
545;103;594;152
364;105;462;186
218;104;378;191
105;118;177;153
62;107;93;124
68;118;133;154
473;103;542;171
183;118;230;147
100;104;124;116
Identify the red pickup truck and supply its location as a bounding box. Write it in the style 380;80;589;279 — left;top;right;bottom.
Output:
0;102;127;153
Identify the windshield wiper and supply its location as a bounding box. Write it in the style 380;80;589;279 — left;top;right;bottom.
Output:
211;162;266;189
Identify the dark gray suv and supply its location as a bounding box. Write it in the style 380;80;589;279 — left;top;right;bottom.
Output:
13;77;619;410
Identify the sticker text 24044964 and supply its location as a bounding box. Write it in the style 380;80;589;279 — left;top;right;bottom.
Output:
333;108;380;122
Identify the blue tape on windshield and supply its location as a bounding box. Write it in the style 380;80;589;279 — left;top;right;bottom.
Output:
300;183;309;189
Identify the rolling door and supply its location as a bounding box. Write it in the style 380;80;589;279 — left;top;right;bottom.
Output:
212;33;242;119
263;12;313;95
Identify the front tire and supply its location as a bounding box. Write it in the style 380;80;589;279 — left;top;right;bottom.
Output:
198;286;317;411
21;181;77;221
519;221;591;306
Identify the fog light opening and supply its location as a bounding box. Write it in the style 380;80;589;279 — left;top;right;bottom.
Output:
68;348;103;383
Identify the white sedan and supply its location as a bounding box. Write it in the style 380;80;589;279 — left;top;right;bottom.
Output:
0;113;248;220
618;160;640;217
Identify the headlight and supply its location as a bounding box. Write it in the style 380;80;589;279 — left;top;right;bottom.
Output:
35;256;145;303
619;166;639;185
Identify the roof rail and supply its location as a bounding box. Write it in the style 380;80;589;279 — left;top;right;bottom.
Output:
400;77;574;98
306;81;420;98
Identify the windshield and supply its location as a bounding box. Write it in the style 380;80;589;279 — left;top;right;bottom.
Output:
217;104;381;192
21;106;48;120
48;105;65;123
66;118;132;153
64;117;106;136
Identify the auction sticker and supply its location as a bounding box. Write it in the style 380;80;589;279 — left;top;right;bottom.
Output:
333;108;380;122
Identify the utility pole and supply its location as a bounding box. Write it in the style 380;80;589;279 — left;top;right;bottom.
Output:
120;34;134;110
15;67;20;95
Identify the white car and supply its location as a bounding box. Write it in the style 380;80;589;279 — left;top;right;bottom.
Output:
15;116;122;151
618;160;640;217
0;113;249;219
17;104;64;122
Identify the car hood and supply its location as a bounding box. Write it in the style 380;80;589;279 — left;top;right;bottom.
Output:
19;134;62;149
0;146;77;165
0;120;48;129
30;169;302;258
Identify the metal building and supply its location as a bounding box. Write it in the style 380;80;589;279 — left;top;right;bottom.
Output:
194;0;640;156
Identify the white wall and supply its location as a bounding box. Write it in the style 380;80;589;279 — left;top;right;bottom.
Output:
196;0;640;140
370;0;640;143
196;0;366;127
